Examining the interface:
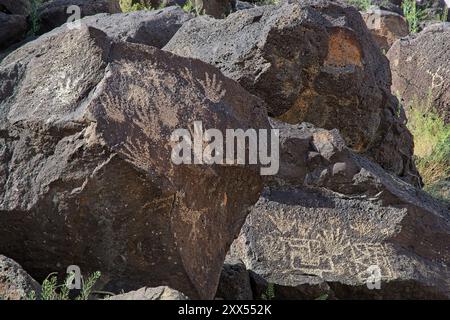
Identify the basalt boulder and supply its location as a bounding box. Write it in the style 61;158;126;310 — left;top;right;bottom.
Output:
229;120;450;299
0;0;31;16
46;6;193;49
387;23;450;124
0;26;269;299
361;9;409;51
37;0;121;34
0;12;28;50
0;255;41;300
165;0;420;186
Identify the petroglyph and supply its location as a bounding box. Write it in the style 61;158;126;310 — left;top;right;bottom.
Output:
258;215;397;282
426;66;449;90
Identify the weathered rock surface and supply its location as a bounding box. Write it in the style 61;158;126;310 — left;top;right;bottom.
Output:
362;9;409;51
216;258;253;300
0;255;41;300
194;0;236;18
0;26;269;299
165;0;420;186
0;12;28;50
230;120;450;299
0;0;31;16
106;286;188;300
47;6;193;49
387;23;450;124
37;0;121;34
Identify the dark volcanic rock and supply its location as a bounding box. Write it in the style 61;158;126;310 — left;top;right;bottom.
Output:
0;26;269;299
387;23;450;124
165;0;420;186
0;255;41;300
37;0;121;34
229;120;450;299
216;258;253;300
361;9;409;51
0;12;28;50
0;0;31;16
48;6;193;49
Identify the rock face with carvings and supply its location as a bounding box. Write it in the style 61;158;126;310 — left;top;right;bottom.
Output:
229;120;450;299
361;9;409;51
0;26;269;299
165;0;420;186
387;23;450;124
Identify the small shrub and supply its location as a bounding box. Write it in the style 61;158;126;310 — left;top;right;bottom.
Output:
120;0;163;12
182;0;195;14
406;96;450;201
29;271;102;300
261;282;275;300
28;0;43;35
402;0;426;33
347;0;372;11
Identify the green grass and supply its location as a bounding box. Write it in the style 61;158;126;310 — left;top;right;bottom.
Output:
28;271;102;300
347;0;372;11
406;97;450;202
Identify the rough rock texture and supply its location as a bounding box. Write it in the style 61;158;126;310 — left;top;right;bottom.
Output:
0;0;31;16
387;23;450;124
0;12;28;50
249;271;334;300
362;9;409;51
215;258;253;300
194;0;236;18
229;120;450;299
165;0;420;186
0;255;41;300
106;286;188;300
0;26;269;299
37;0;121;34
47;6;193;49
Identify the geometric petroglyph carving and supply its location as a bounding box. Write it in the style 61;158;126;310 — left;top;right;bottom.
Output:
261;229;395;281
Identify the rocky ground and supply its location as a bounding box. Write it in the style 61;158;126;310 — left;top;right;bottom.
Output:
0;0;449;300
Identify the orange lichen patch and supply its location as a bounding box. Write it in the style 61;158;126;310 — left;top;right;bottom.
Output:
325;27;363;67
277;88;318;124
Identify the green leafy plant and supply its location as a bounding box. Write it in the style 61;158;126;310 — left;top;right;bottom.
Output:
402;0;426;33
347;0;372;11
182;0;195;13
261;282;275;300
29;271;102;300
315;293;329;300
